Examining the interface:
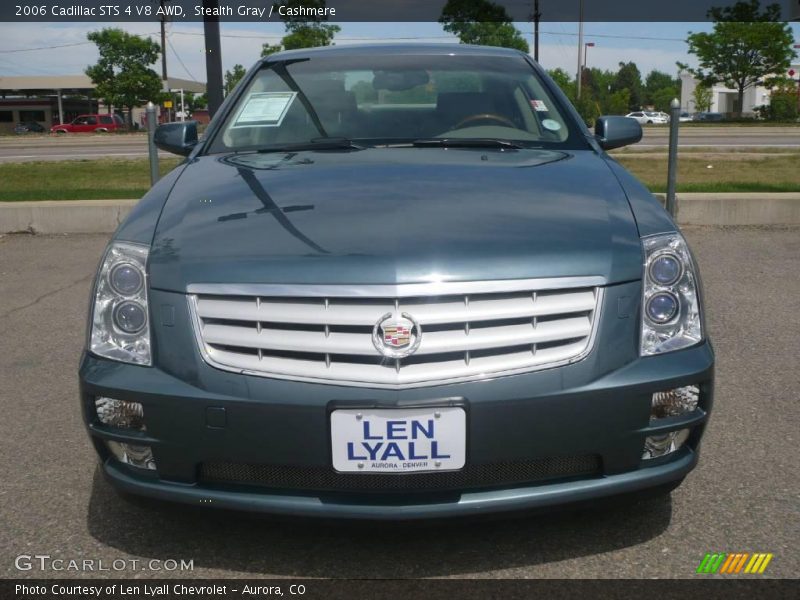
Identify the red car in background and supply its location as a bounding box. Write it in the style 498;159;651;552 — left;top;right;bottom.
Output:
51;114;126;134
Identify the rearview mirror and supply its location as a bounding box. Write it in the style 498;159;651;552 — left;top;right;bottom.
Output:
594;116;642;150
154;121;198;156
372;70;430;91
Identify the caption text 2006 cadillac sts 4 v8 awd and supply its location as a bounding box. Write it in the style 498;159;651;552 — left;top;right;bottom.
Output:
80;44;714;519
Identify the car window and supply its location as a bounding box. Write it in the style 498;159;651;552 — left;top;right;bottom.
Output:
207;54;584;153
100;116;113;124
73;117;87;125
86;117;97;125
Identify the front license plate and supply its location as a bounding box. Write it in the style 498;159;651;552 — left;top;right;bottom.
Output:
331;407;466;473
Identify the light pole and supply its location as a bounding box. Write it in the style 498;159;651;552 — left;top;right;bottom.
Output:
532;0;541;62
794;45;800;113
203;0;224;118
576;0;584;99
157;0;171;122
170;88;185;121
584;42;595;71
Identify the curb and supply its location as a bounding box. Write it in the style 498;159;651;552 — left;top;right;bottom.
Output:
0;200;138;234
1;195;799;235
653;193;800;226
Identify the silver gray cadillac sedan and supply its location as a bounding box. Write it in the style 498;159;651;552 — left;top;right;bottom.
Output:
80;44;714;519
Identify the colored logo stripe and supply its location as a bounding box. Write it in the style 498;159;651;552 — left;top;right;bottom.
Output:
697;553;773;574
745;553;773;574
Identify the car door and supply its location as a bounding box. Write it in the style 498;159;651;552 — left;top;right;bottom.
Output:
83;116;99;132
98;115;114;131
70;116;88;132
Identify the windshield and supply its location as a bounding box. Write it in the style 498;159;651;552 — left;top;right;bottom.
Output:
206;53;584;153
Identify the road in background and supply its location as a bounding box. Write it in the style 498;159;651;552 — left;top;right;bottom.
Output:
0;228;798;578
0;126;798;162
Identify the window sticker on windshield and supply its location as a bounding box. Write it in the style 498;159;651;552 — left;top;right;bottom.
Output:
530;99;548;112
232;92;297;128
542;119;562;131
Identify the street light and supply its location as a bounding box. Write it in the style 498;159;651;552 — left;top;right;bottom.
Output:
793;45;800;112
170;88;185;122
584;42;595;71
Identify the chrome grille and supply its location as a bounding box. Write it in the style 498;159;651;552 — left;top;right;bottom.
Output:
188;278;603;388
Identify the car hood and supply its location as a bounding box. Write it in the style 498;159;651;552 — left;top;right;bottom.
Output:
148;148;642;291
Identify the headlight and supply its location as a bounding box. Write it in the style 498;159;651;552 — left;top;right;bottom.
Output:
640;232;703;356
90;242;151;365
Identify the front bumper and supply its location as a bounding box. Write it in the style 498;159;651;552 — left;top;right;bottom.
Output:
80;331;714;519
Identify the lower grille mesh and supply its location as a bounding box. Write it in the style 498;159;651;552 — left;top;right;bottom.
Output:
199;456;602;493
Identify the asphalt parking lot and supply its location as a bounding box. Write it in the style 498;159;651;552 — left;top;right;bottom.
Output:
0;227;798;579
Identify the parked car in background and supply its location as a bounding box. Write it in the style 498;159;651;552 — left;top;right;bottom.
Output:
81;44;713;519
625;111;668;124
50;114;126;134
14;121;46;134
693;112;723;123
678;112;694;123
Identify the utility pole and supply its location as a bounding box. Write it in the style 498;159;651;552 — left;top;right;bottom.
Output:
203;0;224;118
533;0;541;62
159;0;171;122
576;0;584;99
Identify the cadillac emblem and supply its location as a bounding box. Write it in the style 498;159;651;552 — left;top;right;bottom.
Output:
372;312;422;359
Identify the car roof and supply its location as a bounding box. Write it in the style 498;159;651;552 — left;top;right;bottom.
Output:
262;43;527;63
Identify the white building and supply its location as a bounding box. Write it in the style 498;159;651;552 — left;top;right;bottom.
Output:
679;61;800;115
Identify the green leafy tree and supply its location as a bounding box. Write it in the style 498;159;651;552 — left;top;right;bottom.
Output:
439;0;529;52
650;87;680;112
261;0;340;56
224;64;247;96
607;89;631;115
547;68;575;102
612;62;643;110
692;84;714;112
85;28;163;127
679;0;796;116
644;70;679;110
179;91;207;112
756;82;799;121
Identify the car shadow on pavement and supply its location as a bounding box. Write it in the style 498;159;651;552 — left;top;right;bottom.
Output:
86;468;672;577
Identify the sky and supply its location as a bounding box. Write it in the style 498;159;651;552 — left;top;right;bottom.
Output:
0;21;798;81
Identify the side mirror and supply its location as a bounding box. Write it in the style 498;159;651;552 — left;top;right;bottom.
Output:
154;121;198;156
594;116;642;150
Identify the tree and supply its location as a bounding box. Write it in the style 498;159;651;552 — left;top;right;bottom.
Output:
607;89;631;115
85;28;163;127
224;64;247;96
261;0;340;56
680;0;796;116
439;0;529;52
755;82;799;121
612;62;643;110
547;68;575;102
692;84;713;112
644;70;679;110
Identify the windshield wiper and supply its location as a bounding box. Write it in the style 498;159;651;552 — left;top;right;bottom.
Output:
255;137;365;153
410;138;524;149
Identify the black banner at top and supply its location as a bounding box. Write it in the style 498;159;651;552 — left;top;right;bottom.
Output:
1;0;799;23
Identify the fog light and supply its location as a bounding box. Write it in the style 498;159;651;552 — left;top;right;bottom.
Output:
650;385;700;420
95;397;145;431
643;428;690;460
106;440;156;470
